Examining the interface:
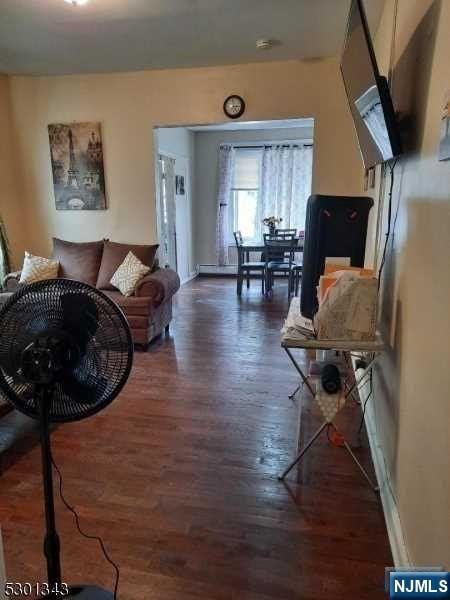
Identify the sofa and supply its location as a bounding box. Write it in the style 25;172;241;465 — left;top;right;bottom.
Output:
2;238;180;348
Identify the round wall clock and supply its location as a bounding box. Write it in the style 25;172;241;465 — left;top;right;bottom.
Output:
223;95;245;119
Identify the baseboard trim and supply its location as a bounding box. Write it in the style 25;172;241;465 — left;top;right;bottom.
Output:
180;271;199;285
198;265;238;275
352;356;411;569
198;265;287;278
198;272;237;278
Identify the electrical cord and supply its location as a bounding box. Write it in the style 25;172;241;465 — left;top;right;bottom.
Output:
378;158;398;289
357;370;373;437
50;453;120;600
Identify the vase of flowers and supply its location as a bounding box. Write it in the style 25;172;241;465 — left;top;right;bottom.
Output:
262;216;283;234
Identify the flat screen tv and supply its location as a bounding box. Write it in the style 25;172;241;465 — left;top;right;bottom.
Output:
341;0;401;169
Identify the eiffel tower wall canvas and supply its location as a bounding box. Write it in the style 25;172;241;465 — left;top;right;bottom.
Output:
48;122;107;210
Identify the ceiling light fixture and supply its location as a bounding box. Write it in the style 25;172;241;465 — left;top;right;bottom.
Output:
64;0;89;6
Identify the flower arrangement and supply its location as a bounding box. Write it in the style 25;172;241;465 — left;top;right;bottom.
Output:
262;216;283;234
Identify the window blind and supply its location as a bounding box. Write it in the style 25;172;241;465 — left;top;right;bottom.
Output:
232;149;260;189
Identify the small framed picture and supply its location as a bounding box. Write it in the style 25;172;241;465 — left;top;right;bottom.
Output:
175;175;185;195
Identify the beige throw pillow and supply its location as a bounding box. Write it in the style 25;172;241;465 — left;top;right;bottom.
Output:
19;252;59;284
110;251;150;297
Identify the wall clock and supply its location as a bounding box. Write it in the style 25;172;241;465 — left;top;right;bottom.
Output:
223;95;245;119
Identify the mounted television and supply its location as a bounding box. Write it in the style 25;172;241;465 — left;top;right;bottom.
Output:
341;0;401;169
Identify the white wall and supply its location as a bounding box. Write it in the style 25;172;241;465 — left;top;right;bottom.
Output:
194;125;313;266
155;126;196;278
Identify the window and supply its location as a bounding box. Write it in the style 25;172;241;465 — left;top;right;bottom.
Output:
229;149;261;242
226;142;314;245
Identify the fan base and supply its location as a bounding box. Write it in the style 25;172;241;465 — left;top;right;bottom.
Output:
65;586;114;599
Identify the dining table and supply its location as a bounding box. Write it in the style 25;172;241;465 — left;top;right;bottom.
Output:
236;237;305;297
238;238;304;262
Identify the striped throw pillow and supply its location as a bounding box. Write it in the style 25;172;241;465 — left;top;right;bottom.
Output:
19;252;59;284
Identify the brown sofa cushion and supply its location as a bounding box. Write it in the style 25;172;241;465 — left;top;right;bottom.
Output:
96;241;159;290
53;238;104;287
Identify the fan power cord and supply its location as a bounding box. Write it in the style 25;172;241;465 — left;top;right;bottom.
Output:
50;453;120;600
357;370;373;437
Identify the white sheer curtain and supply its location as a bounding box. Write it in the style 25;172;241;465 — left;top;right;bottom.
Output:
216;145;235;266
157;155;176;268
260;144;313;232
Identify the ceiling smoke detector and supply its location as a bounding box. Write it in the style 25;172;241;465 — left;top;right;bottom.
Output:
256;39;272;50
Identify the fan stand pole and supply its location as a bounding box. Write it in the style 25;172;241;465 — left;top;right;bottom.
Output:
36;386;114;600
37;385;62;591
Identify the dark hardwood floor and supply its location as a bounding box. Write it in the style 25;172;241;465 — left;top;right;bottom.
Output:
0;277;391;599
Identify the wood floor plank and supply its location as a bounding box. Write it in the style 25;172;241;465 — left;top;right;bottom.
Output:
0;278;391;599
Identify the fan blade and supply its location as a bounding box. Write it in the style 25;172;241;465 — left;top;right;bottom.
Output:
60;293;99;353
57;372;100;405
0;316;59;379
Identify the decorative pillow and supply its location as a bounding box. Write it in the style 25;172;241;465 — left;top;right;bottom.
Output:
19;252;59;284
96;241;158;290
110;251;150;297
52;238;104;286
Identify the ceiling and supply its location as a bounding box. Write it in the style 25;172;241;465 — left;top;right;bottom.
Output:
0;0;385;76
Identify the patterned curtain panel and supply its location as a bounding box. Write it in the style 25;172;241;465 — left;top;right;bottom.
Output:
0;216;11;284
260;145;313;231
215;145;235;266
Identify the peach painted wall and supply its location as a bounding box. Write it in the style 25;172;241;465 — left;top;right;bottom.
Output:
372;0;450;567
0;75;25;268
8;58;363;258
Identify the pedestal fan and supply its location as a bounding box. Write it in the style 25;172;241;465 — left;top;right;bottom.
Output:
0;279;133;599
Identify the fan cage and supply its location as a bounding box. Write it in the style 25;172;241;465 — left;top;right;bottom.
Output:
0;279;133;422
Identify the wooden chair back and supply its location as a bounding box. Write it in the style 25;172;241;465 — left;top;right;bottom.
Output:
263;233;296;265
233;231;243;247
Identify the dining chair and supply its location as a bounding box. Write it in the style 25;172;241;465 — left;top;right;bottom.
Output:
233;231;266;296
263;233;297;298
293;263;303;296
267;229;296;263
292;230;305;295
